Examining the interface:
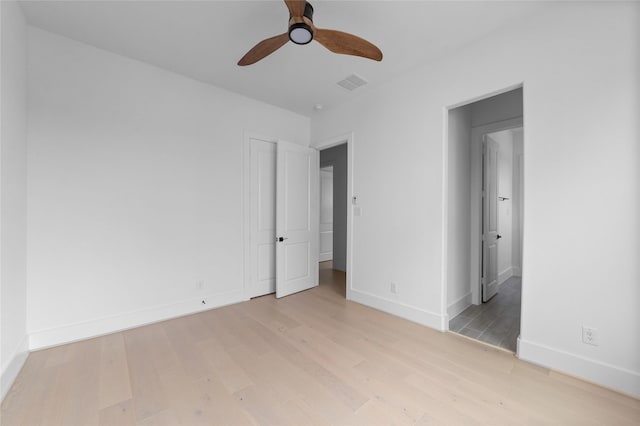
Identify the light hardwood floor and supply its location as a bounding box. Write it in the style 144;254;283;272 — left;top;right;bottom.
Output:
2;263;639;425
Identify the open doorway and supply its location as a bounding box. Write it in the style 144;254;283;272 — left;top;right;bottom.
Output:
446;88;524;353
318;143;348;298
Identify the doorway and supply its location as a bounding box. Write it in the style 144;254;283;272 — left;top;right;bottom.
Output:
318;143;348;297
445;88;524;353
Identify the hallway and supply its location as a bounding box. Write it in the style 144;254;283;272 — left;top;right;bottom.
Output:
319;261;346;298
449;276;521;352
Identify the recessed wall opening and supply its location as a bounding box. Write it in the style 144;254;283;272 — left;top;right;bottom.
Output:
446;87;524;353
319;143;348;298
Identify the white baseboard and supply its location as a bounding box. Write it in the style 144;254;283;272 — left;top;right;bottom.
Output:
498;266;513;286
512;266;521;277
1;334;29;402
518;337;640;398
349;289;446;331
447;292;472;319
29;290;247;350
319;253;333;262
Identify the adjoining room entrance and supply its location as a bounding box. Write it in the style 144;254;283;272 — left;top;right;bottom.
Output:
318;143;348;298
446;88;524;352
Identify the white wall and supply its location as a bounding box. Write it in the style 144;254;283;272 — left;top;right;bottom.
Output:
0;0;29;401
26;27;310;349
446;105;471;318
490;130;514;283
311;2;640;396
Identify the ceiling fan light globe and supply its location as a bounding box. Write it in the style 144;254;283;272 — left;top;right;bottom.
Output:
289;23;313;45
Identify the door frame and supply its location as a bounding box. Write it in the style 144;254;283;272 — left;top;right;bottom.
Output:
312;132;354;300
442;83;524;333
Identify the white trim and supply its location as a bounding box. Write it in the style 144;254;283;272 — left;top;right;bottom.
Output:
518;337;640;398
1;335;29;402
29;290;246;350
319;252;333;262
447;292;472;319
447;83;524;111
498;266;513;286
441;107;450;329
311;132;354;301
350;289;446;331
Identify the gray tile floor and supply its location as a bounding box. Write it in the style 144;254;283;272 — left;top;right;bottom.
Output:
449;276;521;352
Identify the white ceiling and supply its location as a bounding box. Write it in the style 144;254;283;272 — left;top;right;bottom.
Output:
20;0;551;116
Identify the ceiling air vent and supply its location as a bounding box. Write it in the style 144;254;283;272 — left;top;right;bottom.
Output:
337;74;368;91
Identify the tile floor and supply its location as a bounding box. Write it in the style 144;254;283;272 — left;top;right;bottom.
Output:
449;276;521;352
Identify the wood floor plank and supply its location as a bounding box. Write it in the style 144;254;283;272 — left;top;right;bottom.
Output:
193;375;255;426
135;409;181;426
196;336;254;394
233;385;293;426
0;347;51;425
50;338;102;426
122;327;170;422
98;399;136;426
237;312;370;412
98;332;132;410
157;368;219;426
3;263;639;425
161;316;214;381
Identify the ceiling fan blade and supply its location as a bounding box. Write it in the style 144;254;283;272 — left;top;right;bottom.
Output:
238;33;290;66
314;28;383;62
284;0;306;18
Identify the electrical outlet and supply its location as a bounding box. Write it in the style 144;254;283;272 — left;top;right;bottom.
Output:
390;282;397;294
582;326;599;346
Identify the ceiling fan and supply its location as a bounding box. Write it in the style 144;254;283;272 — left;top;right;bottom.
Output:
238;0;383;66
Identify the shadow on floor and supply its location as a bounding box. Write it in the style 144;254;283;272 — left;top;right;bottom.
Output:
449;276;521;352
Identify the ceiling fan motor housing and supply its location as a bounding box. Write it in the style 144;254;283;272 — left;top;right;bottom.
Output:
288;2;314;45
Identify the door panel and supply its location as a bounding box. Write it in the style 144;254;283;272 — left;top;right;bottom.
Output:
249;138;277;297
483;137;499;302
285;242;310;280
276;141;319;298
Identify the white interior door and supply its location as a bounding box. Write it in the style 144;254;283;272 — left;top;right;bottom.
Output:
275;141;319;298
248;138;277;298
483;136;500;302
319;166;334;262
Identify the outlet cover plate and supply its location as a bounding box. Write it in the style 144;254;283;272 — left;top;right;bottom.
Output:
582;326;599;346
